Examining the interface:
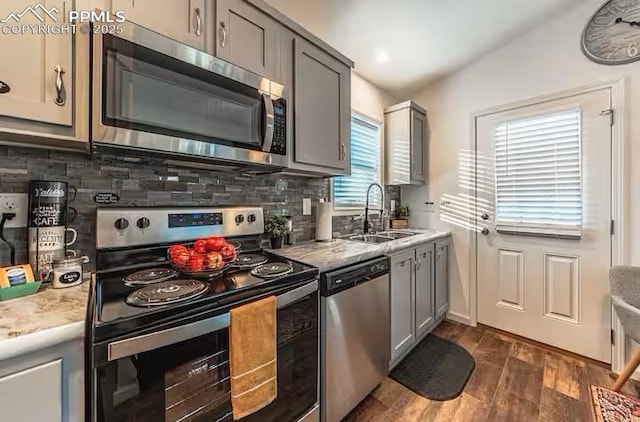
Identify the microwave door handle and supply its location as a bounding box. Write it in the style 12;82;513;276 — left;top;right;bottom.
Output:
107;313;230;361
262;93;275;152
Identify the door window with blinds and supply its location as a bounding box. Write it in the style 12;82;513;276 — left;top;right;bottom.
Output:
333;113;382;211
494;108;582;237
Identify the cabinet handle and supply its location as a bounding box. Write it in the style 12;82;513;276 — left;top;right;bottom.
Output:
415;256;422;271
54;65;66;106
340;143;346;160
194;8;202;36
219;22;227;47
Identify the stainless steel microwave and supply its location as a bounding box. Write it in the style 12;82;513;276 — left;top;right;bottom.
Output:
91;22;287;169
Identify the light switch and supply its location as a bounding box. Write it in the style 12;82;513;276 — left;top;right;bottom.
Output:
303;198;312;215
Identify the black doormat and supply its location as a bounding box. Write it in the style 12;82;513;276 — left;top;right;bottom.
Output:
390;333;475;401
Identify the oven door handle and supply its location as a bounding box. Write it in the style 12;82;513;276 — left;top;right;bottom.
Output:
107;280;318;361
261;93;275;152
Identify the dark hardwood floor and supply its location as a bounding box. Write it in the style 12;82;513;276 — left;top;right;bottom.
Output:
344;321;640;422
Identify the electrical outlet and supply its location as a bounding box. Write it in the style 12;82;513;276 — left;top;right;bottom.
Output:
0;194;28;228
302;198;312;216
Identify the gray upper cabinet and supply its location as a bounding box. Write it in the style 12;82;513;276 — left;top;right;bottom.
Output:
415;243;435;339
214;0;279;80
0;0;89;150
285;36;351;176
113;0;208;51
385;101;428;185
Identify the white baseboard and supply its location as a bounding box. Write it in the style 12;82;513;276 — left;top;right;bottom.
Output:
446;311;473;326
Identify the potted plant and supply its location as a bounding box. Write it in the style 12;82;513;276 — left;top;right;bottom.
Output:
265;214;290;249
392;205;410;229
396;205;410;219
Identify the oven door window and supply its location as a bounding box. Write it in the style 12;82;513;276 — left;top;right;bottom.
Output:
102;35;264;150
96;291;318;422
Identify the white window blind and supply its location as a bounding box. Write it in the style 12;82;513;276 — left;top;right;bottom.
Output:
494;109;582;237
333;113;382;210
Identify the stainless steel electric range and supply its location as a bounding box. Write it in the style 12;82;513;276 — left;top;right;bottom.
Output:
87;206;319;422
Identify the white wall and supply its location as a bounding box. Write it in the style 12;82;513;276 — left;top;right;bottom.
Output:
351;72;398;122
404;0;640;323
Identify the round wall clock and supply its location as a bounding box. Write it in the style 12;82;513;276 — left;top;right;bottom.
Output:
582;0;640;64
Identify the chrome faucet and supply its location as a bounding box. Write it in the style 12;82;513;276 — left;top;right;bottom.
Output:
364;183;384;234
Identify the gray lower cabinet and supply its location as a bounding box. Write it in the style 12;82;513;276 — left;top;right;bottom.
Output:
0;338;83;421
214;0;279;80
389;250;416;364
415;243;435;339
435;238;451;318
389;238;449;369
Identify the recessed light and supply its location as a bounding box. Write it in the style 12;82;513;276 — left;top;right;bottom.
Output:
375;49;389;64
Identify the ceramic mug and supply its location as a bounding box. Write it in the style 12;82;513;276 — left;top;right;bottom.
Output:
28;226;78;281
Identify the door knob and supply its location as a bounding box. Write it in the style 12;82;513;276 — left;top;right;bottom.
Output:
481;213;490;221
481;228;490;236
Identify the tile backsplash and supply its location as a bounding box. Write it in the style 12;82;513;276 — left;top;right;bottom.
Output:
0;145;399;266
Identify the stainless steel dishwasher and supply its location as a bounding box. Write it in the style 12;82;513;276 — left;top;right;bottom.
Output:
320;257;390;422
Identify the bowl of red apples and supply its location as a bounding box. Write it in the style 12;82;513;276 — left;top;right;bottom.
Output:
168;236;238;279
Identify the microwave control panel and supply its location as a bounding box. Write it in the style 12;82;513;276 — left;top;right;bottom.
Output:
270;98;287;155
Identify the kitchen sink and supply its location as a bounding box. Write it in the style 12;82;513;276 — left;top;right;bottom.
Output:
347;234;395;243
375;230;417;239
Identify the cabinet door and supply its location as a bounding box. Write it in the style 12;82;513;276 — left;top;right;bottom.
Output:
113;0;206;50
293;37;351;174
410;109;426;183
435;239;450;318
390;251;416;365
0;359;62;421
0;0;72;127
415;243;435;339
215;0;278;79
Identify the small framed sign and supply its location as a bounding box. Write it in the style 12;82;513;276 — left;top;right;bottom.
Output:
94;192;120;204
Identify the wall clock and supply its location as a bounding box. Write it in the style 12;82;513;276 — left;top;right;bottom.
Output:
582;0;640;64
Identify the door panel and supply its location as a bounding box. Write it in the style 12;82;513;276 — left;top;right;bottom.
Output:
477;88;612;362
0;360;62;421
415;244;435;339
293;37;350;173
113;0;205;50
435;241;449;317
390;251;415;363
410;110;426;182
497;248;524;310
215;0;278;79
0;0;72;126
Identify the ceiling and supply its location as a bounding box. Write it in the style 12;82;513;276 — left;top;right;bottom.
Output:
265;0;584;97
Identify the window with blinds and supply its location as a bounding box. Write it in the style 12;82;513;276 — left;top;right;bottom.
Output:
333;113;382;211
494;109;582;237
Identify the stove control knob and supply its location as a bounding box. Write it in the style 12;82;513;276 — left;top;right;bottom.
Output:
137;217;150;229
235;214;245;225
247;214;256;224
114;218;129;231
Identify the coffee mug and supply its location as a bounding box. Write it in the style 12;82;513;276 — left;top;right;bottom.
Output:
28;226;78;281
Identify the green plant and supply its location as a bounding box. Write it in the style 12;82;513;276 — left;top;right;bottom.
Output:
265;215;290;238
396;205;410;218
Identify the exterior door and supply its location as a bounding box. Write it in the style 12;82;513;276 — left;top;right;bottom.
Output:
477;88;612;362
0;0;72;126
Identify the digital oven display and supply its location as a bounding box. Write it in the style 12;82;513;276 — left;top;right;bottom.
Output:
168;212;223;228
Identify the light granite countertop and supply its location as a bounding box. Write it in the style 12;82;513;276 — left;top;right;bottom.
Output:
0;281;90;360
271;229;450;272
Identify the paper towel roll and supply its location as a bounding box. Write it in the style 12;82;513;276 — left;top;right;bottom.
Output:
316;202;333;242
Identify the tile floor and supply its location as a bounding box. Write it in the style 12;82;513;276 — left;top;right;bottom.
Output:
344;320;640;422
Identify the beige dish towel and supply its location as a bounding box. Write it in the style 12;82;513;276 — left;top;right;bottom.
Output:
230;295;278;420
